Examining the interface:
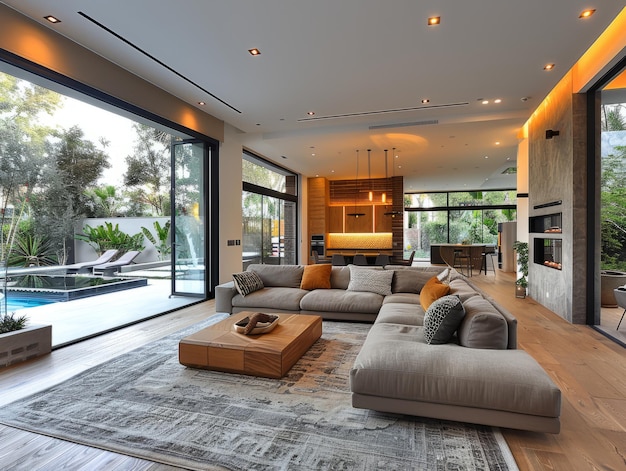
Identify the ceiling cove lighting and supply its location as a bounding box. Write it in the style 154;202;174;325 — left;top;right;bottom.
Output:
248;48;261;56
579;9;596;19
44;15;61;23
347;150;365;218
428;16;440;26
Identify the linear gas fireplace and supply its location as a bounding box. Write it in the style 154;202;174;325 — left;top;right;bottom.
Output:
534;238;562;270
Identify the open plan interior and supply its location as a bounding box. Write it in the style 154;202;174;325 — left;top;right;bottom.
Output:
0;2;625;470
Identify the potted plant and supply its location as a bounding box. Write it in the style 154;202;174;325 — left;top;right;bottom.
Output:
513;241;529;298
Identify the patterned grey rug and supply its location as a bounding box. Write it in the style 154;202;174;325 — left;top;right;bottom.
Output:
0;314;519;470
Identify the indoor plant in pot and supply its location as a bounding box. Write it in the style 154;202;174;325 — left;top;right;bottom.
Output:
513;241;529;298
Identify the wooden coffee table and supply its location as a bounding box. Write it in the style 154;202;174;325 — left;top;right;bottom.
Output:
179;311;322;378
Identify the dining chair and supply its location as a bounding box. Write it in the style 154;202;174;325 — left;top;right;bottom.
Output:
392;250;415;266
311;251;331;264
331;254;347;266
353;254;368;266
374;254;391;267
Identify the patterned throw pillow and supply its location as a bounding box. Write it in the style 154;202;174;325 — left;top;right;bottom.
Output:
233;271;264;297
423;295;466;344
347;265;393;296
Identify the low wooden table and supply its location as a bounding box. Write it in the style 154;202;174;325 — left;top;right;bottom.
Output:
179;311;322;378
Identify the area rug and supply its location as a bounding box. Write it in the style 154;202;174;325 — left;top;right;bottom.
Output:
0;314;519;471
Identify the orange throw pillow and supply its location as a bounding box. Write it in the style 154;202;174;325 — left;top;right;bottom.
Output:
420;276;451;310
300;264;332;290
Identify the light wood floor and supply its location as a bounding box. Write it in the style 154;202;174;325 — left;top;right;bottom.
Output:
0;274;625;470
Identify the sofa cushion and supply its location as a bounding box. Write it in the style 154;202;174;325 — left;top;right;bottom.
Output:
300;289;383;314
232;271;264;297
348;265;393;296
300;264;332;290
458;296;508;349
330;266;351;289
448;278;481;302
377;302;425;326
232;287;309;311
420;276;451;310
382;292;421;305
423;295;465;344
350;323;561;419
248;264;304;288
391;270;433;294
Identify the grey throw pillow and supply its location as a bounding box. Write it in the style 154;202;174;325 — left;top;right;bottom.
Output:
347;265;393;296
233;271;264;297
423;295;465;344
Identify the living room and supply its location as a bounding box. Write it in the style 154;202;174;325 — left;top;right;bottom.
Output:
1;2;625;470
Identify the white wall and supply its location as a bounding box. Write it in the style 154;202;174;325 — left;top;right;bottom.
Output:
218;125;245;283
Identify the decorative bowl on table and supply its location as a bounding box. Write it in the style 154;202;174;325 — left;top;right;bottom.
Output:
234;313;279;335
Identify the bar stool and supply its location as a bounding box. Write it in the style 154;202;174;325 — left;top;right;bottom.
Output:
453;248;471;276
374;254;391;267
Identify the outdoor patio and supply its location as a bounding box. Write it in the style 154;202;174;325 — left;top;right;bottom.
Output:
12;277;201;348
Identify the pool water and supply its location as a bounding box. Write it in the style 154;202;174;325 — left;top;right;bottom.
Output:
4;297;56;312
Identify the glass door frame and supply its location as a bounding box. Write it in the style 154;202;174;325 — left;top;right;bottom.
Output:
170;138;219;298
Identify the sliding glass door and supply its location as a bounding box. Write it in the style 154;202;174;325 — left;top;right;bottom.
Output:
171;140;208;297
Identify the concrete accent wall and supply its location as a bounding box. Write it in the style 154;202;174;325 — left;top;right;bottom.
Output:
527;75;573;321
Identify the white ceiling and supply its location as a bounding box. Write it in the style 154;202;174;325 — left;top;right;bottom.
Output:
3;1;624;192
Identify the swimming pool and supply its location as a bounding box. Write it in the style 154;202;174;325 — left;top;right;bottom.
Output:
2;274;148;308
4;296;56;312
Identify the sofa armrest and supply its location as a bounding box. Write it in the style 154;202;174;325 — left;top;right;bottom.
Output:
215;281;236;313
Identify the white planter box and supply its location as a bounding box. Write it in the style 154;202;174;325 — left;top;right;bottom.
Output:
0;324;52;368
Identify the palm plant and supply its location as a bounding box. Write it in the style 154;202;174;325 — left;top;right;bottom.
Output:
75;221;145;256
141;220;171;260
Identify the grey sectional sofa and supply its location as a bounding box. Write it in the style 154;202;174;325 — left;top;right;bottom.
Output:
215;263;562;433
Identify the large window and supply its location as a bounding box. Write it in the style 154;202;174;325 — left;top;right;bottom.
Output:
1;56;218;343
404;190;516;259
242;152;298;267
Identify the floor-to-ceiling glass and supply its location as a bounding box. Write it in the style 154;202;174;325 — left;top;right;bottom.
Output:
171;140;207;296
598;63;626;344
242;152;298;268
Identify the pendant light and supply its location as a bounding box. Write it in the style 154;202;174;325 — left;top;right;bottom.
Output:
347;150;365;217
381;149;388;204
367;149;373;202
384;147;402;217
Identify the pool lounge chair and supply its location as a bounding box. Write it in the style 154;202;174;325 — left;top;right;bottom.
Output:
92;250;141;276
65;250;119;274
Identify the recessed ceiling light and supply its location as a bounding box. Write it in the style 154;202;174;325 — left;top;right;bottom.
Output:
197;101;206;106
421;98;430;104
579;9;596;19
494;99;502;104
44;15;61;23
495;141;500;145
484;155;489;159
482;100;489;105
427;16;441;26
248;48;261;56
307;111;315;116
544;63;555;71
